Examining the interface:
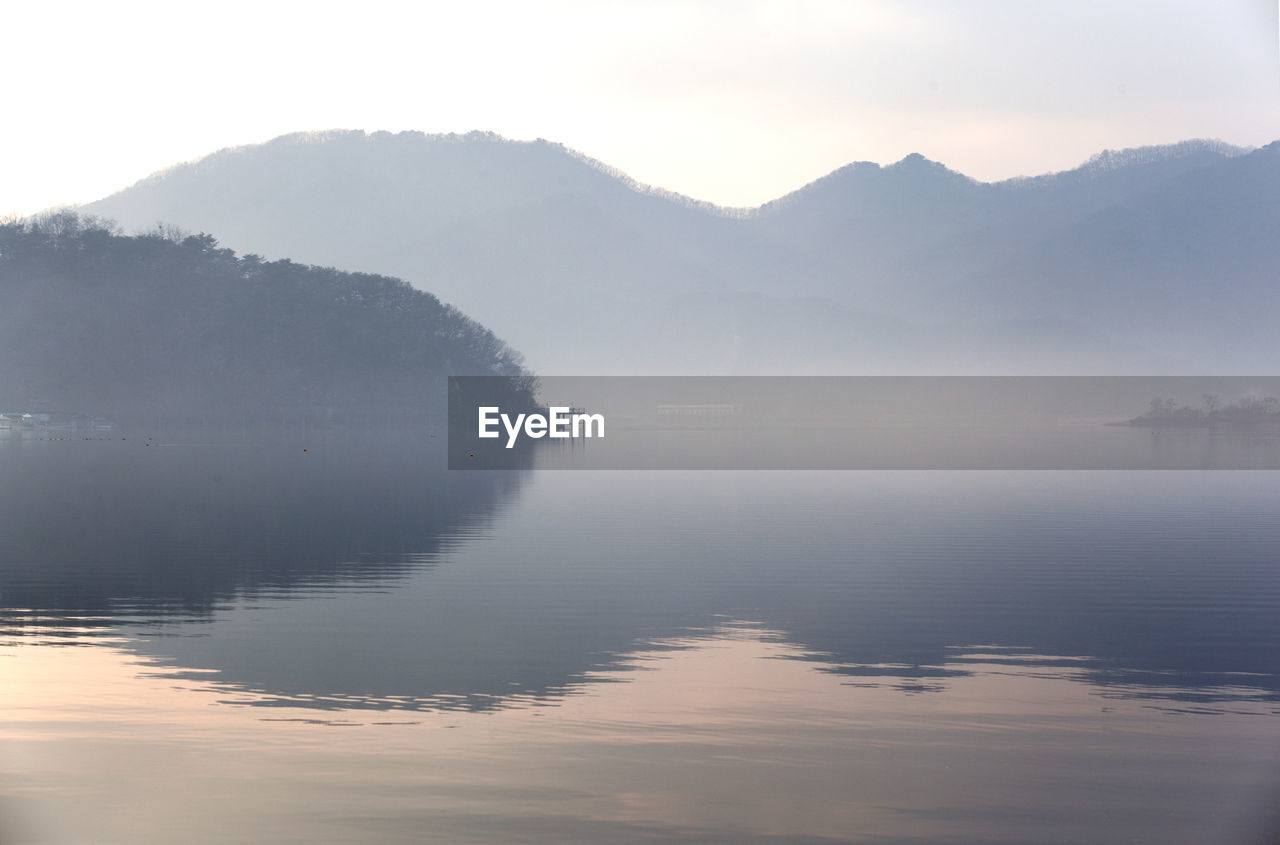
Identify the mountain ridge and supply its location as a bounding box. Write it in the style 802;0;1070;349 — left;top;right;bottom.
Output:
81;131;1277;374
97;129;1255;216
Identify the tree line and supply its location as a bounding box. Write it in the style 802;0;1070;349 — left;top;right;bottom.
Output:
0;212;536;428
1130;394;1280;428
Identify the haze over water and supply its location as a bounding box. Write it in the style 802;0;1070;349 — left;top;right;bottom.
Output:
2;436;1278;843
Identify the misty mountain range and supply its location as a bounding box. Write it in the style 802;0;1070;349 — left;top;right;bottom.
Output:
83;130;1279;374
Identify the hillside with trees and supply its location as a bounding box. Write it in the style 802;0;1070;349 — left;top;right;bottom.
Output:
0;213;534;428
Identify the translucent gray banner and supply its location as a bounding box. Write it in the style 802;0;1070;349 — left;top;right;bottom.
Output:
448;377;1280;470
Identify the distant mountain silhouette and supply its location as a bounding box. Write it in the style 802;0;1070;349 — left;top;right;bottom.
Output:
83;131;1274;373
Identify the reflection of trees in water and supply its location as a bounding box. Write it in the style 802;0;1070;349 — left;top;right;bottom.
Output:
6;454;1278;712
806;648;1280;708
0;438;526;626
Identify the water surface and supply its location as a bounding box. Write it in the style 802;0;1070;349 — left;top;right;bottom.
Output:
1;436;1278;843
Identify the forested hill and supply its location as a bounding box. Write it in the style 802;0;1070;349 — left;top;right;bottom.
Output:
0;213;534;427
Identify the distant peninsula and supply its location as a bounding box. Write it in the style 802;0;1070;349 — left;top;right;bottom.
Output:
1126;395;1280;429
0;212;536;429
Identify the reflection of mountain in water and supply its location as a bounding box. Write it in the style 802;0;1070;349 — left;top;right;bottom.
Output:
0;437;525;626
132;471;1280;712
6;452;1278;712
714;472;1280;705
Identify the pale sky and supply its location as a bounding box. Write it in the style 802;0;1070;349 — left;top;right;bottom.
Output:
4;0;1278;215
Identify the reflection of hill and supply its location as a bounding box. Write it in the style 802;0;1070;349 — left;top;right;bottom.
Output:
0;438;526;627
104;471;1280;713
7;448;1275;711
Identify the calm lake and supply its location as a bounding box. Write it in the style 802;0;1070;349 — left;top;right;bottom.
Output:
1;434;1278;843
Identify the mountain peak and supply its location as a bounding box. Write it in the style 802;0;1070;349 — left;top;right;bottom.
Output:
886;152;973;185
893;152;930;166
